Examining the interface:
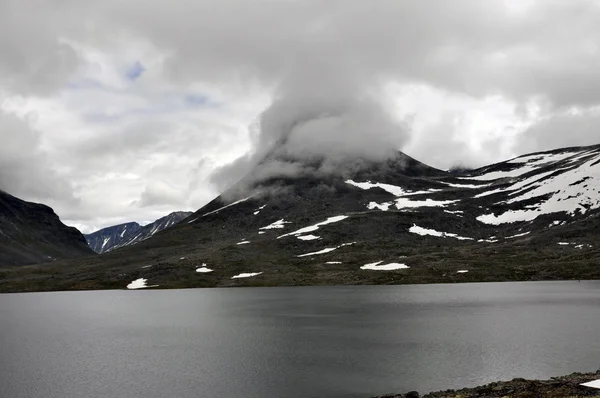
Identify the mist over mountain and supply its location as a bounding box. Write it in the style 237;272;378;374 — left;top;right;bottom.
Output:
3;143;600;292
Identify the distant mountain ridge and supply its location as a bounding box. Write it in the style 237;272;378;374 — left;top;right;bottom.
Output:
85;222;142;253
3;144;600;292
0;190;94;266
85;211;193;253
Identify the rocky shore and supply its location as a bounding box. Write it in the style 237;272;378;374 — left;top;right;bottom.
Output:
377;370;600;398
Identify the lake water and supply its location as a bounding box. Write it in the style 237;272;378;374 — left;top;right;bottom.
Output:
2;281;600;397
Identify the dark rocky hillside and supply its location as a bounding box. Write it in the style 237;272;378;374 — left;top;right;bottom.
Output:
2;144;600;292
0;190;94;266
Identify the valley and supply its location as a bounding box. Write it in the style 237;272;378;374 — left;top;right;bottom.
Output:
2;144;600;293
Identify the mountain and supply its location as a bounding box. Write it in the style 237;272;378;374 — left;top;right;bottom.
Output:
0;190;94;266
85;222;142;253
2;144;600;292
85;211;193;254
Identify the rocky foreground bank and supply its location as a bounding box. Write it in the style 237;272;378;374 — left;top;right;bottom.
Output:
376;371;600;398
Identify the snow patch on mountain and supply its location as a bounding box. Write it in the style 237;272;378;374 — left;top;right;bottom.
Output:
260;219;291;230
196;265;214;273
395;198;458;209
346;179;444;197
297;235;320;241
346;180;408;196
438;181;490;189
409;225;474;241
474;170;559;199
478;238;499;243
477;211;533;224
505;232;530;239
368;198;457;212
347;179;462;212
360;261;409;270
232;272;262;279
253;205;267;215
149;224;160;236
126;278;157;289
477;153;600;224
202;197;251;217
297;242;355;257
367;202;393;211
297;247;338;257
279;216;348;238
444;210;464;215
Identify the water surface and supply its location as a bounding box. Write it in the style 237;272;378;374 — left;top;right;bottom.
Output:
2;281;600;397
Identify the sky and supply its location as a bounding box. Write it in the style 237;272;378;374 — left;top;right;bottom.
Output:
1;0;600;233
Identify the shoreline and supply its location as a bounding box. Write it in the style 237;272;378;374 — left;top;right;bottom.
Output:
376;370;600;397
1;275;599;294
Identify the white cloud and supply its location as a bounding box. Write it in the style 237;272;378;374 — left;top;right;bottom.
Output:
392;84;536;169
515;106;600;154
137;181;186;207
0;46;267;231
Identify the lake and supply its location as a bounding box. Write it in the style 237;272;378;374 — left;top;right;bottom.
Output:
2;281;600;397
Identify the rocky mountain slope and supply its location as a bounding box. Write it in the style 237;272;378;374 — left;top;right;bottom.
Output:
0;190;94;266
85;222;141;253
2;144;600;292
85;212;192;253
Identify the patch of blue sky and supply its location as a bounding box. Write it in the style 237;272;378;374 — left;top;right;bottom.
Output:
70;80;217;123
184;94;221;108
184;94;210;106
125;61;145;81
65;78;106;91
83;103;183;124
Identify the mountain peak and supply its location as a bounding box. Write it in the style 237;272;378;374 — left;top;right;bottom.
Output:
85;211;193;254
221;150;446;204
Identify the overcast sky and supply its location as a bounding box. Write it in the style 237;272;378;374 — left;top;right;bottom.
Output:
1;0;600;233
